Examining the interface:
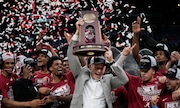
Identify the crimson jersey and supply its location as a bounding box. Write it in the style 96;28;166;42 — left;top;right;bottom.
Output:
33;70;52;86
126;73;165;108
111;86;128;108
42;72;75;108
158;89;180;108
154;69;168;78
0;73;18;108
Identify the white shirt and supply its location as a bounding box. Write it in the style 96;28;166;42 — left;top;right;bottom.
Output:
82;77;106;108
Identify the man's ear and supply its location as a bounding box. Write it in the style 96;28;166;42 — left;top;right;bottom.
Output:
177;80;180;84
49;67;53;72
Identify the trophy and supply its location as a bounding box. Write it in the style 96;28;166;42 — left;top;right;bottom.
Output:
73;10;106;56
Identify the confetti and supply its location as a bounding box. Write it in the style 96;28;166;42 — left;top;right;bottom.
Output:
0;0;153;57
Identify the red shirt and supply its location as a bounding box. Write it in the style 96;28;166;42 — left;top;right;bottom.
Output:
126;73;165;108
154;69;168;78
0;74;17;99
158;89;180;108
42;72;75;108
112;86;128;108
33;70;52;86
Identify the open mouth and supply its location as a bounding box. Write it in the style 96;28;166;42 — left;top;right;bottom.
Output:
57;68;63;74
4;68;13;73
95;73;102;78
37;60;43;66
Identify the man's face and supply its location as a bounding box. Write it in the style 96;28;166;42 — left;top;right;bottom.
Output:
50;60;63;77
89;63;106;80
36;53;49;67
165;78;179;91
3;58;15;74
154;50;168;64
63;60;70;74
140;68;154;82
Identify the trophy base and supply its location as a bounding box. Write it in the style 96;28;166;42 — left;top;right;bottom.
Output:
73;43;106;56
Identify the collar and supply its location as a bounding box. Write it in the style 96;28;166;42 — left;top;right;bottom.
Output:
90;74;103;82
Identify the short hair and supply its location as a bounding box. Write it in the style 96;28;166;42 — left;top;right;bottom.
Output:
47;56;62;72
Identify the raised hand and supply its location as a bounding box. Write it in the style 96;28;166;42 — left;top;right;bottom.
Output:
42;42;53;50
75;17;84;35
64;31;73;44
171;51;180;62
122;44;136;56
23;64;33;79
132;16;145;34
104;46;113;63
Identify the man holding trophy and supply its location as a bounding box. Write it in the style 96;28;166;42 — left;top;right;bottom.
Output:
67;10;129;108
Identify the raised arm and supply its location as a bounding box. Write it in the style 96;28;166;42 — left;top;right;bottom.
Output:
67;18;84;78
132;16;144;63
115;44;136;67
110;44;136;88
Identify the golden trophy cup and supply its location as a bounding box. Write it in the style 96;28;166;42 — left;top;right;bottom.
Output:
73;10;106;56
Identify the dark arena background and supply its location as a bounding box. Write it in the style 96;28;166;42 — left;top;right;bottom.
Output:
0;0;180;58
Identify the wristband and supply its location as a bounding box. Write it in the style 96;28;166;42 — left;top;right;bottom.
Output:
106;60;115;66
152;105;158;108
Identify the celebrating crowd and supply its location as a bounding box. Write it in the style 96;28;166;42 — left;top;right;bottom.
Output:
0;14;180;108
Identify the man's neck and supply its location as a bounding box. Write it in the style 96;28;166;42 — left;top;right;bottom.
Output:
40;66;49;73
52;75;63;83
158;61;167;70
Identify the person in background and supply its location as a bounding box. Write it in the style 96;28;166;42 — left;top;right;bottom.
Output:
153;43;170;76
111;86;128;108
62;56;71;75
132;16;169;83
12;56;38;102
39;56;74;108
33;49;53;87
62;56;75;90
166;51;180;69
151;67;180;108
116;45;165;108
0;52;44;108
15;55;28;77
